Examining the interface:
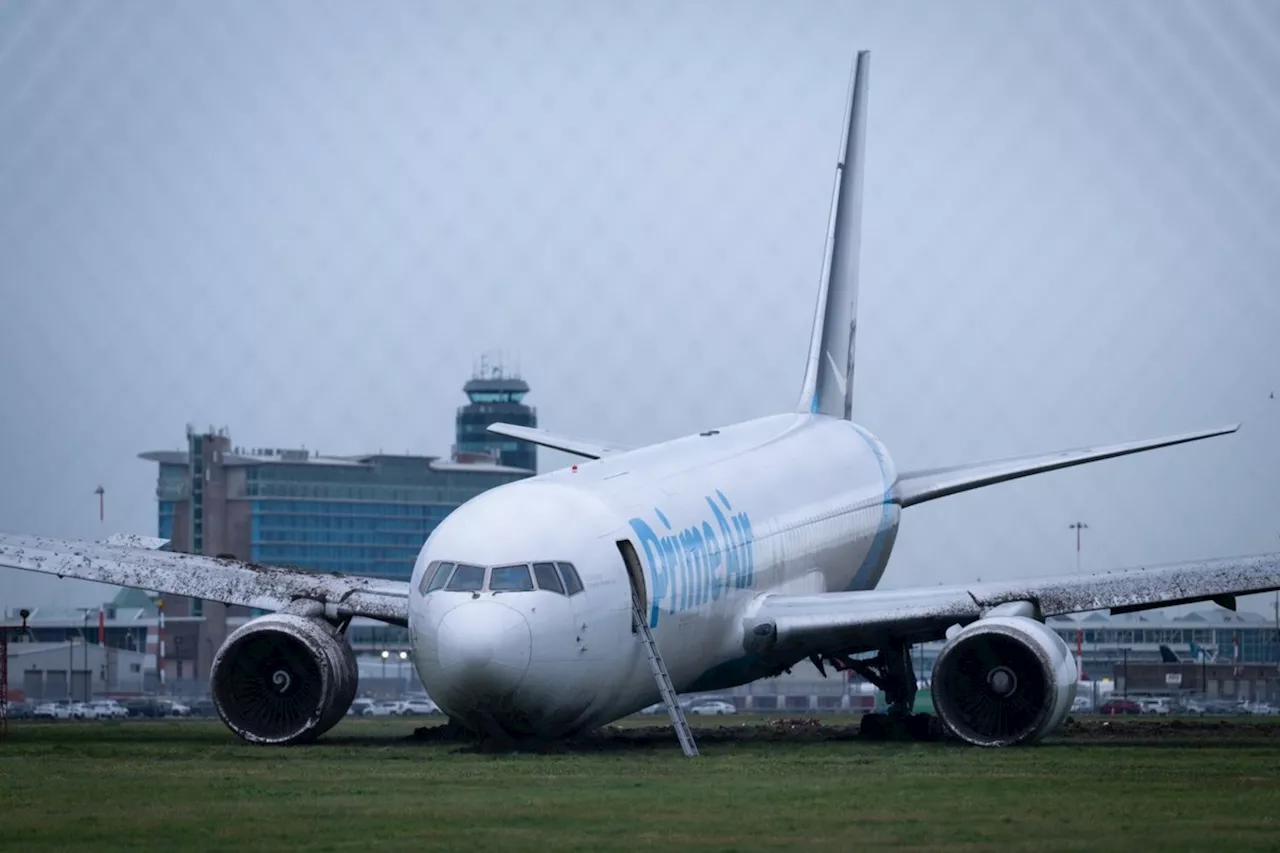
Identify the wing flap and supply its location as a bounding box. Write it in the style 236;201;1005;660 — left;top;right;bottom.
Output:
0;533;410;625
486;422;630;461
746;552;1280;658
895;424;1239;508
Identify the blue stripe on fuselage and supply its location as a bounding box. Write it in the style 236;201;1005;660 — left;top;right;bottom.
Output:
846;423;895;592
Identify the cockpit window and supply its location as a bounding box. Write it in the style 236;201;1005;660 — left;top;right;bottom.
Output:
557;562;584;596
490;564;535;592
418;561;438;595
445;564;486;592
532;562;564;595
425;561;455;593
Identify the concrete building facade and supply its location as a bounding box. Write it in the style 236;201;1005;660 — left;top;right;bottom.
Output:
135;416;533;685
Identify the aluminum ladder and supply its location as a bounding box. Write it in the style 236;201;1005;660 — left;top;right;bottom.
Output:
632;592;698;757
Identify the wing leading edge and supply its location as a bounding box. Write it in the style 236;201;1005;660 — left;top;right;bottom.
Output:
0;533;410;626
744;552;1280;659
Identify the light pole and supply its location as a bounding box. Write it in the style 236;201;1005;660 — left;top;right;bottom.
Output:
81;611;89;700
380;650;389;697
1068;521;1089;575
398;651;408;695
1121;647;1129;698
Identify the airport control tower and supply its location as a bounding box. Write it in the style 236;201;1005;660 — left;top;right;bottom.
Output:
455;353;537;473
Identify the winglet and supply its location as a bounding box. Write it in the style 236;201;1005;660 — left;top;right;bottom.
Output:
795;49;870;421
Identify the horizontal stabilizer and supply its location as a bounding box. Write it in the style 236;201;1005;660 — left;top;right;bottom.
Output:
487;423;631;461
895;424;1239;508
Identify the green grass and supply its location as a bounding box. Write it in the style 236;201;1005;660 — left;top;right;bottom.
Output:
1;715;1277;852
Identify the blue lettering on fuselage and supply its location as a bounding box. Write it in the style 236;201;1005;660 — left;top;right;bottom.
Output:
627;490;755;628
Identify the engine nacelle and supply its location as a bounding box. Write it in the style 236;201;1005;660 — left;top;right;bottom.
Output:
931;615;1077;747
210;612;358;745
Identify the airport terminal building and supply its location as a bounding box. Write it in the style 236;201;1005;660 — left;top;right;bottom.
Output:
95;369;538;687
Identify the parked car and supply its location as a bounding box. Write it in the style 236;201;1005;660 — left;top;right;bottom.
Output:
1098;699;1142;715
398;698;440;716
1;700;32;719
96;700;130;719
32;703;74;720
70;702;102;720
688;700;737;716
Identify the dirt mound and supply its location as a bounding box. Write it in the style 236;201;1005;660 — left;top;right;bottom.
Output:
408;715;1280;753
409;717;865;752
1059;716;1280;741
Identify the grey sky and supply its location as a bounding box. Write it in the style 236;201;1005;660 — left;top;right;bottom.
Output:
1;1;1278;616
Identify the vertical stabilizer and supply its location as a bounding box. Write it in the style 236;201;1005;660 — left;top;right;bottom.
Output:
795;50;870;420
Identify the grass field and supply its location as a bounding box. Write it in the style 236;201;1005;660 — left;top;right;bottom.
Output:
1;715;1277;852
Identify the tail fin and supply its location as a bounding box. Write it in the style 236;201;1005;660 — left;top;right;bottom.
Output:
1158;644;1181;664
795;49;871;420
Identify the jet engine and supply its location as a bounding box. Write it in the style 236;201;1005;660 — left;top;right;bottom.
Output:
930;615;1077;747
210;611;359;745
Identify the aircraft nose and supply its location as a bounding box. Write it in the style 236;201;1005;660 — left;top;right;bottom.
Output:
434;601;532;700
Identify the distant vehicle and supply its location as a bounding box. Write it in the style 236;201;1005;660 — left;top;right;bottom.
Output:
397;698;440;716
70;702;99;720
87;700;128;719
1137;697;1172;715
363;701;402;717
1071;696;1092;713
1;700;31;719
1184;699;1242;716
32;703;73;720
1099;699;1142;715
688;700;736;716
346;699;376;717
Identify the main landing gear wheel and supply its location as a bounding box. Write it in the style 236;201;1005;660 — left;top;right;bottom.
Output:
829;640;945;742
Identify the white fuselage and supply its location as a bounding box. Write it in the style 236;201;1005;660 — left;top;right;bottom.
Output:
407;412;900;738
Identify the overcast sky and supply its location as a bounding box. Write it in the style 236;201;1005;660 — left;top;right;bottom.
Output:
1;1;1278;617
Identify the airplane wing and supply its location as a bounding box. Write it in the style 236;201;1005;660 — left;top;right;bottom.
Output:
0;533;410;626
894;424;1239;508
486;422;632;460
742;552;1280;659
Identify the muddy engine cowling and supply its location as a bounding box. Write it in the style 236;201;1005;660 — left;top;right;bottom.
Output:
210;612;359;745
930;615;1077;747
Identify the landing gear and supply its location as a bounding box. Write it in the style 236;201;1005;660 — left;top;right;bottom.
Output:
821;641;942;742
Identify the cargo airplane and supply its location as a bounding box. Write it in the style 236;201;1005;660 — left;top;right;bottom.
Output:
3;51;1278;751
